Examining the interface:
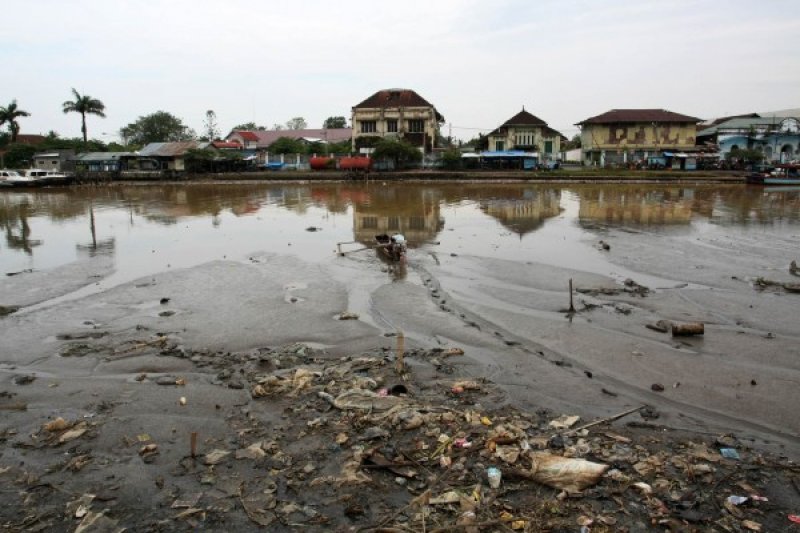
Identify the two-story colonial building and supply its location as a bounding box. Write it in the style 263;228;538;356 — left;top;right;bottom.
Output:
577;109;701;167
351;89;443;154
487;108;564;161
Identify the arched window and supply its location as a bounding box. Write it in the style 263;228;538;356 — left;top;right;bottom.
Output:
781;144;794;163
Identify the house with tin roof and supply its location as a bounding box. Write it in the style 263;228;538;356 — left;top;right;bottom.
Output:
576;109;701;167
696;113;800;163
33;150;76;172
138;141;201;172
351;89;443;154
487;108;565;161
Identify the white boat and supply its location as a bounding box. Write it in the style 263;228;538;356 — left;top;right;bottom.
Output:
0;169;24;187
0;169;73;187
22;169;73;186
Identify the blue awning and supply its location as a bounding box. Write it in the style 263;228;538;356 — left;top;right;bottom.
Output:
480;150;538;158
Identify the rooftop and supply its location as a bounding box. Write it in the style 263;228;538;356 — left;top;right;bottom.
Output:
576;109;702;125
225;128;352;148
354;89;435;109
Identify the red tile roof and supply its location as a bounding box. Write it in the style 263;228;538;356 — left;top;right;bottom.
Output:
576;109;701;125
233;131;260;141
227;129;353;148
354;89;435;109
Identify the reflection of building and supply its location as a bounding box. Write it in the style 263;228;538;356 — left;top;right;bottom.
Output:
480;189;562;235
352;188;444;245
351;89;443;154
577;187;693;225
577;109;700;167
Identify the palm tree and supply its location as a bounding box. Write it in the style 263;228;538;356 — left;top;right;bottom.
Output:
0;100;31;143
62;88;106;144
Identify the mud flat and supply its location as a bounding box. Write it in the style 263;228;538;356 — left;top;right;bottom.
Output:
1;230;799;530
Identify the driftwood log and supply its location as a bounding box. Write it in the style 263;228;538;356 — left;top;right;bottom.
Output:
672;322;704;336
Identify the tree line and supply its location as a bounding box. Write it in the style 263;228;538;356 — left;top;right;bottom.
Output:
0;91;350;152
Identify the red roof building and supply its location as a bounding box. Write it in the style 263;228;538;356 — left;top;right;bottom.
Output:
226;128;352;150
351;88;443;153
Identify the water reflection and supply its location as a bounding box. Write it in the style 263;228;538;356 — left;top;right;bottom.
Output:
0;195;43;255
75;205;116;256
479;188;562;236
1;183;799;276
352;187;444;247
576;186;694;226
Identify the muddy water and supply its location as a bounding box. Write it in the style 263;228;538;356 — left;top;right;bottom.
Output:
2;182;798;283
2;182;800;450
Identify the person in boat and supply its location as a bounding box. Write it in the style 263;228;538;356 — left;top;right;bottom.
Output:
390;233;407;262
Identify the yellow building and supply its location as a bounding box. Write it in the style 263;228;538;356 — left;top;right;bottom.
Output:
576;109;700;167
351;89;443;154
487;109;564;161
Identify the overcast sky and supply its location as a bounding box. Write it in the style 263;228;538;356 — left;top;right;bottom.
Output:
3;0;799;142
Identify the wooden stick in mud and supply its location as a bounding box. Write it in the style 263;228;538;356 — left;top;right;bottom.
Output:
568;278;576;314
672;322;704;336
190;432;197;458
395;331;405;374
0;402;27;411
336;241;358;255
563;405;645;436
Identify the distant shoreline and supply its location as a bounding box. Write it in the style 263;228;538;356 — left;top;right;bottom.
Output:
72;169;748;185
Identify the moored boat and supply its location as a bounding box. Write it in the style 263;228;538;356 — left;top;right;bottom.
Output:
0;169;23;187
747;164;800;186
22;169;74;186
0;169;74;187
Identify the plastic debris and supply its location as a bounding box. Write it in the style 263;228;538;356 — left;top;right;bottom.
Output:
520;453;609;492
487;467;502;488
720;447;740;460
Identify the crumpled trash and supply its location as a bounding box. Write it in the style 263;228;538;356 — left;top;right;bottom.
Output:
44;417;70;432
518;452;609;492
74;511;122;533
548;415;580;429
204;449;230;465
332;389;406;411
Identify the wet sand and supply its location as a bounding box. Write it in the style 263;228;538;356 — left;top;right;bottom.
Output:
1;183;799;529
2;220;799;447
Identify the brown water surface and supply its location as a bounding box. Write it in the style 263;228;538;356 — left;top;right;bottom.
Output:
2;183;798;284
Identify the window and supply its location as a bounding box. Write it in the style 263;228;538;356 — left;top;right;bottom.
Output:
407;119;425;133
544;141;553;154
362;216;378;229
360;121;377;133
386;120;398;133
496;140;505;151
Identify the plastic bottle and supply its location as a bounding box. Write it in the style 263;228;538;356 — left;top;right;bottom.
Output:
487;467;502;488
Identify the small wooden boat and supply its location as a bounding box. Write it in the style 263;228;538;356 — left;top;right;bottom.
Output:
375;234;407;262
784;283;800;293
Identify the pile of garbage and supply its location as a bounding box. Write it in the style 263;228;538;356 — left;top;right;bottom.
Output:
2;340;798;532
